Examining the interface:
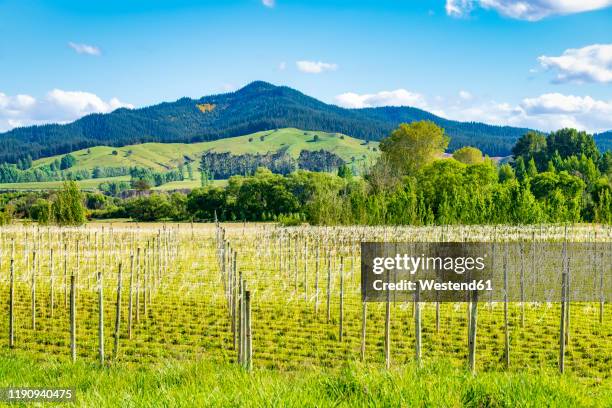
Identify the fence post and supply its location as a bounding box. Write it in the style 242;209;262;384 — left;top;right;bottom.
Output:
415;286;421;367
70;275;76;362
339;257;344;342
50;249;54;319
128;254;134;340
114;263;122;360
385;270;391;369
98;272;104;364
503;245;510;369
326;252;331;323
245;290;252;371
31;251;36;330
9;259;14;348
468;290;479;373
361;300;367;361
559;259;567;374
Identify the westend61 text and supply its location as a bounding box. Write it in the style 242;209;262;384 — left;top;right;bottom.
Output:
372;279;493;292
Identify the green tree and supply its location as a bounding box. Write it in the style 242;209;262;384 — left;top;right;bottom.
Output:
52;181;86;226
60;154;77;170
512;131;547;169
379;121;449;176
452;146;483;165
498;163;515;183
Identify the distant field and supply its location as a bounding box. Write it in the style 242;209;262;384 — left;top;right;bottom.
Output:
0;176;131;191
33;128;379;172
0;175;227;192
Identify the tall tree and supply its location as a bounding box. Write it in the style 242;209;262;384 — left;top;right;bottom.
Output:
379;121;449;176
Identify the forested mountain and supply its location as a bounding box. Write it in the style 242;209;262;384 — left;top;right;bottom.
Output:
0;81;608;164
595;131;612;152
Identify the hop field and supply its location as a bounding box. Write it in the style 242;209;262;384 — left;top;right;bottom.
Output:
0;223;609;406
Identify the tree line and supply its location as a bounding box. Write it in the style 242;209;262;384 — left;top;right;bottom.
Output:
1;121;611;225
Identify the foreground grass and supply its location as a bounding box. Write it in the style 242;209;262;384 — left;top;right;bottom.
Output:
0;352;609;407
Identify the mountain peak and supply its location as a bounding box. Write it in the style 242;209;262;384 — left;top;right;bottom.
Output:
236;81;278;94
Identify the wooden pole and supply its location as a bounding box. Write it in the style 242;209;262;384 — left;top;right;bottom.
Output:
136;248;140;324
50;248;55;319
339;257;344;342
503;245;510;369
9;259;14;348
114;263;122;360
559;259;567;374
245;290;252;371
360;300;367;361
468;290;479;373
70;275;76;362
415;287;421;367
31;251;36;330
98;272;104;364
128;254;134;339
326;251;331;323
385;270;391;369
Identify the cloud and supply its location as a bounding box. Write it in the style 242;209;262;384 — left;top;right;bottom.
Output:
459;90;473;100
335;89;428;109
296;60;338;74
446;0;612;21
262;0;275;8
538;44;612;83
335;88;612;133
0;89;133;132
278;61;287;70
68;42;101;56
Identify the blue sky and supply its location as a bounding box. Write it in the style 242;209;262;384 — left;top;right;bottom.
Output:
1;0;611;132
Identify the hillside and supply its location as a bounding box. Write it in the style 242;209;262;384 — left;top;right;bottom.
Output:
32;128;378;172
0;81;535;163
0;128;378;191
595;131;612;152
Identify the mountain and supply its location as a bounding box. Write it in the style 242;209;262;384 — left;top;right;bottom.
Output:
595;131;612;153
0;81;605;164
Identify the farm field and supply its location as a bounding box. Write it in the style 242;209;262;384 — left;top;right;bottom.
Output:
0;175;227;192
0;223;609;406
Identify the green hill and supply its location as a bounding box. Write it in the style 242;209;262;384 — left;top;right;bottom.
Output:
0;128;378;191
33;128;378;172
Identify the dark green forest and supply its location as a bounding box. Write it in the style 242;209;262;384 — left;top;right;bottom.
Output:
3;122;611;226
0;81;557;164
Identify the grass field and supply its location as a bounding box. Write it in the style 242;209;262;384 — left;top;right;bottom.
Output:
33;128;379;172
0;223;609;406
0;174;225;192
1;350;608;407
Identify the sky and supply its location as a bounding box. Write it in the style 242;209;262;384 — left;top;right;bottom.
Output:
0;0;611;133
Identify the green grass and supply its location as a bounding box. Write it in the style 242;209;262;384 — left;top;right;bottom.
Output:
0;224;609;406
0;176;131;191
33;128;379;173
0;350;608;407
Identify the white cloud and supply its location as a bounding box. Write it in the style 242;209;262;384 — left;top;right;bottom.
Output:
446;0;474;17
538;44;612;83
278;61;287;70
459;90;473;100
446;0;612;21
262;0;275;8
335;89;428;109
296;60;338;74
68;42;101;56
0;89;133;132
335;88;612;133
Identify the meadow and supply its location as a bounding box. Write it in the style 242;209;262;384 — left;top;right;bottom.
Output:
0;223;609;407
